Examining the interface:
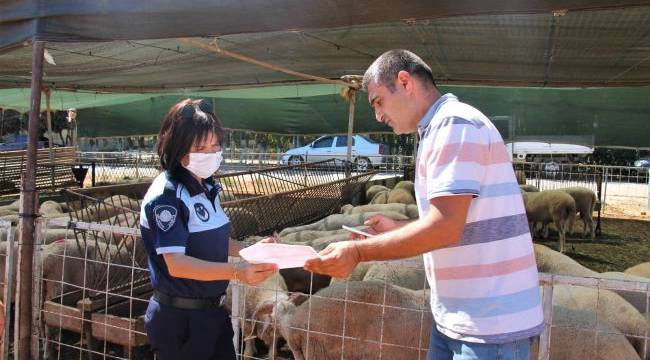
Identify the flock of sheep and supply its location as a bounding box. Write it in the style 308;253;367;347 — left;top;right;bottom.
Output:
236;180;649;360
0;179;648;359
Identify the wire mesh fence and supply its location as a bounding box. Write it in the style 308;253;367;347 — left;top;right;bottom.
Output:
0;219;14;359
514;162;650;216
26;217;650;360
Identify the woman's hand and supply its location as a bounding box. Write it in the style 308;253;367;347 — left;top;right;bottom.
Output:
233;262;278;285
258;233;279;244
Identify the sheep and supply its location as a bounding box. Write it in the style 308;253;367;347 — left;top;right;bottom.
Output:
393;180;414;197
599;272;650;314
276;281;432;360
0;208;16;217
365;185;389;203
535;244;650;333
519;184;540;192
369;190;389;204
278;211;409;237
225;273;289;359
42;239;137;301
280;229;349;244
534;244;596;277
521;190;576;253
559;187;598;239
39;201;64;218
541;306;641;360
0;241;18;303
361;257;427;290
340;203;419;219
329;262;373;287
79;195;141;221
553;284;649;358
386;188;416;205
0;214;18;226
625;262;650;278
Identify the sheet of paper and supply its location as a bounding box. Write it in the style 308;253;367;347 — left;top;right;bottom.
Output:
239;242;320;269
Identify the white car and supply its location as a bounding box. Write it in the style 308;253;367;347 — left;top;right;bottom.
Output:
281;135;386;171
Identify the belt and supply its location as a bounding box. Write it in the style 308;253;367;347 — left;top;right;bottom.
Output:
153;290;226;310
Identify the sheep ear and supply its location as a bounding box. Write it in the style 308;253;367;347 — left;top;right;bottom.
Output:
289;292;309;306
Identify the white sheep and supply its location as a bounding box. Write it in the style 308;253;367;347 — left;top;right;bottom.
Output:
554;284;649;358
278;211;409;237
559;187;598;239
225;273;288;359
522;190;576;252
542;305;641;360
625;262;650;278
340;203;419;219
276;281;431;360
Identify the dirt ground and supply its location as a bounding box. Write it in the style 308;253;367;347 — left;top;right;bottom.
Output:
536;202;650;273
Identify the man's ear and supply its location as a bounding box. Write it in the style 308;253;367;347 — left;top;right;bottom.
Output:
396;70;411;90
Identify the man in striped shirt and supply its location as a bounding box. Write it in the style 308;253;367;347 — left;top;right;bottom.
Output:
305;49;543;359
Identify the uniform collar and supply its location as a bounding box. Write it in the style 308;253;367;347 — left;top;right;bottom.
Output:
417;93;458;136
169;167;218;197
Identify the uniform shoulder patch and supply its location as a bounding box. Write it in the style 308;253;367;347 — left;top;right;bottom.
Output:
154;204;178;232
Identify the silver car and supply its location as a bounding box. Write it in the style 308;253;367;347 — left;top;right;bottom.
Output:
281;135;387;170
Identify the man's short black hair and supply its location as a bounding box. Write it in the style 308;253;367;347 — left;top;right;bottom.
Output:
362;49;435;92
156;98;224;172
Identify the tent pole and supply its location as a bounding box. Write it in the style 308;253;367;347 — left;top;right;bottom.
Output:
45;88;55;190
15;40;44;360
180;38;357;89
345;88;356;178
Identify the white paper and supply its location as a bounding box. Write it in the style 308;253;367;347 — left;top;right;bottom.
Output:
239;242;320;269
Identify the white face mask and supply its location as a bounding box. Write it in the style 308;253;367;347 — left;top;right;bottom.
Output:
183;151;223;179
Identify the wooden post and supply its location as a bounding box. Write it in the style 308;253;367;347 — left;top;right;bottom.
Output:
345;88;356;178
15;40;44;360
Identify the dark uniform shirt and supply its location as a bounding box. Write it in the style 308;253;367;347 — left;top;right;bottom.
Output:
140;168;230;298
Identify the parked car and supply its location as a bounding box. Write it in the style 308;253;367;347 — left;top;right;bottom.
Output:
634;156;650;168
281;134;387;170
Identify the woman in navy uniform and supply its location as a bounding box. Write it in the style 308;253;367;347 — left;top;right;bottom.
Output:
140;99;277;359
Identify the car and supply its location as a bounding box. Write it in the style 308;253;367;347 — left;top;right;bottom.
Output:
634;156;650;168
281;134;387;171
634;156;650;174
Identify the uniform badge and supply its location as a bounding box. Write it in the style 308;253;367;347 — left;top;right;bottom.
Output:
154;205;178;232
194;203;210;222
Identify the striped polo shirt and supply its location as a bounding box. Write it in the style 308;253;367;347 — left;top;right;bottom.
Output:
415;93;543;343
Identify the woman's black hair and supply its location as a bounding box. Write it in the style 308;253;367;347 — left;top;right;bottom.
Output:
156;98;224;171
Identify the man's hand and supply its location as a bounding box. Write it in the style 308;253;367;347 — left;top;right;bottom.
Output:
234;263;278;286
349;214;400;240
304;241;361;278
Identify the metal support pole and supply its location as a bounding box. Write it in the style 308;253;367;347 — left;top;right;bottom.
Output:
345;88;357;178
15;40;44;360
45;89;55;191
